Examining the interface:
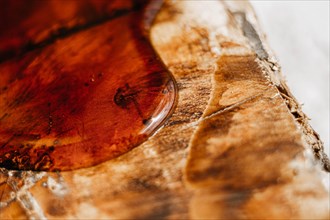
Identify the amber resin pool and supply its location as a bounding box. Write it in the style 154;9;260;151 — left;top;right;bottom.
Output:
0;0;176;171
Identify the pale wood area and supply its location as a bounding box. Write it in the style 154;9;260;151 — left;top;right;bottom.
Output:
0;1;329;219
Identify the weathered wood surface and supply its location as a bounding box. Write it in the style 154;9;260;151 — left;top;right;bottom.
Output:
0;0;329;219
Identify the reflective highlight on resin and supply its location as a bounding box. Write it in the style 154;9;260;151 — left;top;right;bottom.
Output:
0;1;176;171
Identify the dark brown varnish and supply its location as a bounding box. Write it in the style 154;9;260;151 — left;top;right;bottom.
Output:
0;0;176;171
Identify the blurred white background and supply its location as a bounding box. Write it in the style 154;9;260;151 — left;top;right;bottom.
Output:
252;1;329;155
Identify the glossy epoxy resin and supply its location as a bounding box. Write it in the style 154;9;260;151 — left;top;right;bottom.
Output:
0;0;176;171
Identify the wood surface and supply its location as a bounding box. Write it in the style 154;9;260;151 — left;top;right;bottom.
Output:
0;0;329;219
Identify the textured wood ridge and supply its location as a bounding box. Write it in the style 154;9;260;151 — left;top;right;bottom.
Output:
0;0;329;219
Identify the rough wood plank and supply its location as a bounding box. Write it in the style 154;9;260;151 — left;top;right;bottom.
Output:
0;0;329;219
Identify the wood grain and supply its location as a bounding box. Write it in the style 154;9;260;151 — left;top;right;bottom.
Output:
0;0;329;219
